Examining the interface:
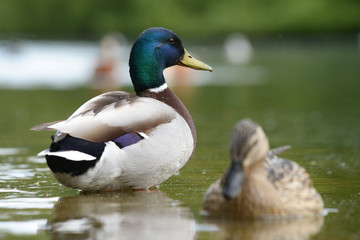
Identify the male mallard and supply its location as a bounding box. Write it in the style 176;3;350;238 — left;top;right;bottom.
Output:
203;119;324;219
31;27;212;191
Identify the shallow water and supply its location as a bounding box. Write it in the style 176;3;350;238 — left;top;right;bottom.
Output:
0;37;360;239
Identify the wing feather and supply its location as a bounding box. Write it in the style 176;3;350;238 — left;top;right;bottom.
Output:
31;91;177;142
266;149;321;208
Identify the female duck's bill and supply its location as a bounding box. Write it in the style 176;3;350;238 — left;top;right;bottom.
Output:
202;119;324;219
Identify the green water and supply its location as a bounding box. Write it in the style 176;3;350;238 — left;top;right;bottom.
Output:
0;38;360;239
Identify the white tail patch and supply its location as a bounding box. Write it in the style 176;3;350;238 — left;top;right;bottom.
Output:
38;149;96;161
138;132;149;139
37;149;51;157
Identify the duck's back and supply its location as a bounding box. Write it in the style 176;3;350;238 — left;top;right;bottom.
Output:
265;153;324;217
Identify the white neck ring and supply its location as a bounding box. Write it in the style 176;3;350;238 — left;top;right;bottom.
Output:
148;83;168;93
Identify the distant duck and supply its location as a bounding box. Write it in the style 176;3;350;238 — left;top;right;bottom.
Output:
91;34;123;92
31;27;212;191
224;33;253;64
203;119;324;219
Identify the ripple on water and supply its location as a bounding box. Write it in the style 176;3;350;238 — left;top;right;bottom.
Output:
0;197;59;209
0;148;26;156
324;208;339;216
0;219;47;235
0;188;35;194
0;164;35;181
27;156;46;164
0;197;58;236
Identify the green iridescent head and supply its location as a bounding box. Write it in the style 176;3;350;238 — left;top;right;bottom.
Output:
129;27;212;93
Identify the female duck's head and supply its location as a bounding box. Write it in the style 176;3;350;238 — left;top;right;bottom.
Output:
230;119;269;167
222;119;269;199
129;27;212;93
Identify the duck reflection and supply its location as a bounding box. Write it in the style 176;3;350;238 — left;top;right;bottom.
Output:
47;191;196;240
203;216;324;240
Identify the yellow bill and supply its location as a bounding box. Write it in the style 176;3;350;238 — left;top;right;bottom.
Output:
178;49;213;72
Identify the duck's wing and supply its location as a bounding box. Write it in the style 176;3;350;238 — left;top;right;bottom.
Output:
266;146;313;189
266;149;322;207
31;91;177;143
266;146;293;186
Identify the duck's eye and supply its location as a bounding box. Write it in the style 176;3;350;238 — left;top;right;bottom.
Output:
167;38;176;45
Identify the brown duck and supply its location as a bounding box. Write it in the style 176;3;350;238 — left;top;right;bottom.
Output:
203;119;324;219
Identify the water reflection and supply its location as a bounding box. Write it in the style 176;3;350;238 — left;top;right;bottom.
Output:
0;219;48;235
0;197;58;209
47;191;196;240
0;163;35;180
0;147;26;156
203;216;324;240
0;196;58;236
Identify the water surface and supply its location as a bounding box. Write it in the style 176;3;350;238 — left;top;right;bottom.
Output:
0;37;359;239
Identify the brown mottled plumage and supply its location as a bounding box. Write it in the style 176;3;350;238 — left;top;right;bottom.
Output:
203;119;324;219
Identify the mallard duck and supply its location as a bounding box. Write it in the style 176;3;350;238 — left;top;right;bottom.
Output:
202;119;324;219
31;27;212;191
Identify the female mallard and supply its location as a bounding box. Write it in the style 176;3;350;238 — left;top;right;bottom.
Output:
203;119;324;219
31;27;212;191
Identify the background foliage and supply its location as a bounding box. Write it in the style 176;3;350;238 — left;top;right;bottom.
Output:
0;0;359;39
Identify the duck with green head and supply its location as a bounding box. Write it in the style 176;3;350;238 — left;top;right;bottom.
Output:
31;27;212;191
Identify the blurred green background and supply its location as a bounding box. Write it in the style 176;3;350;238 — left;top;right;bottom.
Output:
1;1;360;239
1;0;360;39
